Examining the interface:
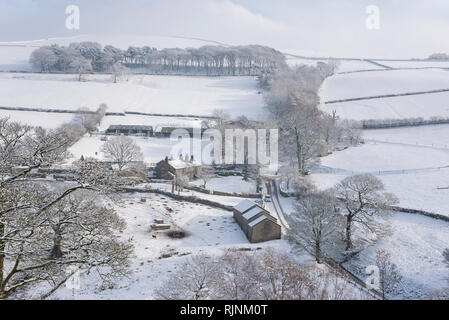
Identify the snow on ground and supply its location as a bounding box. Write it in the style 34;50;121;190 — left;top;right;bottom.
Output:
68;135;209;166
0;73;264;119
320;69;449;102
319;142;449;172
0;109;74;129
311;139;449;215
344;211;449;299
364;124;449;149
375;60;449;69
49;192;299;299
312;169;449;216
190;176;257;194
321;91;449;121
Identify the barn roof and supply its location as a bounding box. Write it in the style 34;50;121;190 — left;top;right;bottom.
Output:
107;125;153;131
234;200;256;213
248;215;268;227
242;206;265;221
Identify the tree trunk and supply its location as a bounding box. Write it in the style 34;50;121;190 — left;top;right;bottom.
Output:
50;229;63;259
345;215;353;250
315;241;321;264
0;222;4;299
294;127;303;176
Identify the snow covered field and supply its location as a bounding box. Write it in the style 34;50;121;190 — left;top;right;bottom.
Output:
311;140;449;215
375;60;449;69
364;124;449;149
321;90;449;121
0;109;74;129
190;176;257;194
319;69;449;121
321;69;449;102
0;73;264;119
319;142;449;172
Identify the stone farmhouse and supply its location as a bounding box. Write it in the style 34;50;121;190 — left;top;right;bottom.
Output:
155;156;202;180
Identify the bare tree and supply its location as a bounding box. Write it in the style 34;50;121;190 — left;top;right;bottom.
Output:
155;248;365;300
334;174;398;250
101;136;143;171
288;190;343;263
265;66;329;176
155;254;219;300
375;249;402;300
198;166;214;189
111;62;128;83
175;174;189;194
211;109;231;129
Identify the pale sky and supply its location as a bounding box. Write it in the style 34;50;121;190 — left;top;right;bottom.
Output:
1;0;448;58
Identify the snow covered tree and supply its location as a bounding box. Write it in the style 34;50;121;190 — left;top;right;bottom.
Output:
334;174;398;250
156;248;365;300
288;190;343;263
375;249;402;300
265;66;330;176
29;47;58;72
101;136;143;171
111;61;128;83
155;254;219;300
0;118;133;299
68;56;92;81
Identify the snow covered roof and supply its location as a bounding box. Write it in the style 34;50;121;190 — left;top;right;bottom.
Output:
168;159;201;169
234;200;256;213
248;215;267;227
242;206;265;221
107;124;153;131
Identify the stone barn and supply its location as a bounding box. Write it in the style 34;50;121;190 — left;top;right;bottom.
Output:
233;200;281;243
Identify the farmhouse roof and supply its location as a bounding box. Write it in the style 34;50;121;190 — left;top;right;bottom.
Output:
168;159;201;169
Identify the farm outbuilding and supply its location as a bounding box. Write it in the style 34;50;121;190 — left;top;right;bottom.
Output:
233;200;281;243
105;125;153;136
